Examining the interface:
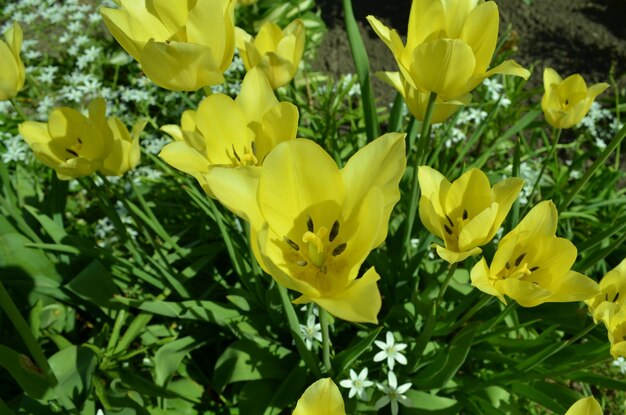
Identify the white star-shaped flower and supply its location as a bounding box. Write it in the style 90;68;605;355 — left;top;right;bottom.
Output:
374;331;407;370
339;368;374;400
299;315;322;350
613;356;626;375
375;371;412;415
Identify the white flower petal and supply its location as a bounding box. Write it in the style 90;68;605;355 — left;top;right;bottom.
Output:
395;353;408;365
396;382;412;394
374;350;387;362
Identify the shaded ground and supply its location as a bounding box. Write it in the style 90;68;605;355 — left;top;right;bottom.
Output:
312;0;626;100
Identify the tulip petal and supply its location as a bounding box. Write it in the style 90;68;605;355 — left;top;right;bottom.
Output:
491;177;524;234
411;38;476;98
250;102;299;161
259;139;344;238
458;203;498;249
545;271;599;303
293;378;346;415
141;39;223;90
187;0;234;70
505;200;557;243
543;67;562;91
470;257;504;302
235;67;278;121
435;244;481;264
444;168;492;219
418;166;450;217
407;0;445;49
460;1;498;74
205;165;263;229
159;141;209;176
312;267;381;324
494;278;551;307
340;133;406;246
564;397;603;415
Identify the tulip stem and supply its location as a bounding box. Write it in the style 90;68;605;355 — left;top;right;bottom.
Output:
528;127;561;203
319;308;332;374
404;92;438;254
561;122;626;210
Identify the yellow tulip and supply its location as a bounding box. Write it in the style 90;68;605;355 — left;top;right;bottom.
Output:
564;397;603;415
418;166;523;264
367;0;530;101
100;118;147;176
293;378;346;415
586;258;626;325
18;98;114;180
159;67;298;196
0;22;26;101
101;0;235;91
470;201;599;307
206;133;406;323
541;68;609;129
236;19;305;89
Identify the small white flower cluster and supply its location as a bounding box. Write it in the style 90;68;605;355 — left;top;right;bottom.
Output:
339;331;412;415
1;132;31;164
315;73;361;98
94;201;138;247
613;356;626;375
483;77;511;108
581;101;623;150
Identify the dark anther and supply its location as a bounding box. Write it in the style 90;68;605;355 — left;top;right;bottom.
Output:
514;253;526;266
306;216;314;232
329;220;340;242
332;243;347;256
250;141;256;155
66;148;78;157
444;225;453;235
296;260;307;267
614;292;620;302
232;144;241;162
505;262;511;270
284;237;299;251
446;215;454;227
463;209;468;220
606;293;609;301
529;266;539;272
565;99;569;105
77;137;82;144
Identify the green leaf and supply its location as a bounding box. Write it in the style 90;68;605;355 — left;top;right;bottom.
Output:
213;339;296;392
45;346;98;407
112;298;239;326
65;260;120;308
510;382;567;413
23;205;67;244
0;345;50;399
0;233;63;290
333;327;382;375
414;323;480;389
154;336;206;386
239;363;308;415
403;390;462;414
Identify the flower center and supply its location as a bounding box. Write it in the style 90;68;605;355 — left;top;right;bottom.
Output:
65;137;83;158
231;142;258;166
441;209;469;248
302;227;328;267
495;251;539;281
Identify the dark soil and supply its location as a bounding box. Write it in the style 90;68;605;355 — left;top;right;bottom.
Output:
312;0;626;100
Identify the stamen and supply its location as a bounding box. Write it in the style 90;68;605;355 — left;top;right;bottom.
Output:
505;262;511;270
444;225;453;235
463;209;468;220
250;140;256;155
332;243;347;256
529;266;539;272
606;293;610;301
329;220;340;242
77;137;82;144
614;292;620;302
66;148;78;157
284;237;300;251
514;253;526;267
296;260;307;267
307;216;314;232
232;144;241;162
446;215;454;227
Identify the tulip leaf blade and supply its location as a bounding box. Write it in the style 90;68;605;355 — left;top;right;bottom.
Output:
332;326;382;375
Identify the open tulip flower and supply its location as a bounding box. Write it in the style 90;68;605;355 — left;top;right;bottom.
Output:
367;0;530;104
418;166;523;264
0;21;25;101
101;0;235;91
586;258;626;325
293;378;346;415
564;397;603;415
471;201;599;307
206;134;406;323
18;98;114;180
159;67;298;196
541;67;609;129
236;19;305;89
